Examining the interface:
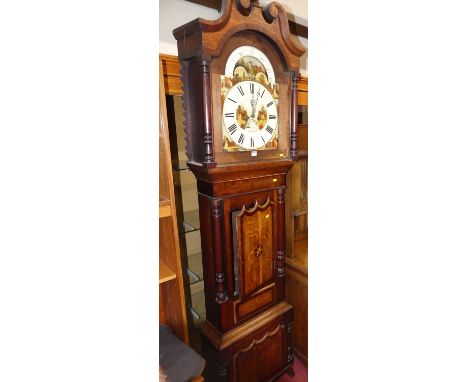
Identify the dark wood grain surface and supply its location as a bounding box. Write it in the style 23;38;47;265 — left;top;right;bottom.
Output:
172;1;305;380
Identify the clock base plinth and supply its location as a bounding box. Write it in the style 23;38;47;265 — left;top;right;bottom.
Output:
201;302;294;382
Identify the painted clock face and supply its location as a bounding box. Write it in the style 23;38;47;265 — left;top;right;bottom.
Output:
222;80;278;150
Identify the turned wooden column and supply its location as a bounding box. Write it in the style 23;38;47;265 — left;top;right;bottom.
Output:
290;75;298;160
201;59;216;167
210;199;228;303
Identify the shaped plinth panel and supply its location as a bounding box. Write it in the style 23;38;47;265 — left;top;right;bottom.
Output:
232;323;286;382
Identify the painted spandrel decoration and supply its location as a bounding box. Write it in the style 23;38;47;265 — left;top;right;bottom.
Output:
222;45;279;151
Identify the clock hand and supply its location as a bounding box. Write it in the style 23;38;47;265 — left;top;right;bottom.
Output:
250;89;256;118
250;87;261;118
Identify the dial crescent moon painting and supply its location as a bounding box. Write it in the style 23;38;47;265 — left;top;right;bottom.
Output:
225;45;276;84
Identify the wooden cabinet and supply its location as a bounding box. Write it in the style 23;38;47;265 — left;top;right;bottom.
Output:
161;54;207;352
194;166;291;335
285;77;308;364
159;62;189;343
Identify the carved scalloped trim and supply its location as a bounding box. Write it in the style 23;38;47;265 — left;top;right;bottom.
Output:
236;0;253;16
197;0;235;31
233;323;282;359
237;197;273;218
196;0;305;57
262;2;306;56
238;0;253;9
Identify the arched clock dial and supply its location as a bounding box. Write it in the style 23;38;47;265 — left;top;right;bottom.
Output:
225;45;276;84
222;80;278;150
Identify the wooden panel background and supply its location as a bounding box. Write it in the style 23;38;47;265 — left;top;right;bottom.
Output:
237;201;274;296
233;323;286;381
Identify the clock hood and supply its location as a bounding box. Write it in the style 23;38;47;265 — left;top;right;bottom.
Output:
172;0;305;76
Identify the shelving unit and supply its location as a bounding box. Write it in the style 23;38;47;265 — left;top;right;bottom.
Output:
159;200;171;219
160;54;207;352
159;61;189;343
159;260;177;284
285;76;309;365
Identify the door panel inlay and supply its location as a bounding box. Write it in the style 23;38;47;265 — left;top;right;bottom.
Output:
235;198;274;296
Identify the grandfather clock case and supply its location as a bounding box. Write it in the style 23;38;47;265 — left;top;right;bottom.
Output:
173;1;305;380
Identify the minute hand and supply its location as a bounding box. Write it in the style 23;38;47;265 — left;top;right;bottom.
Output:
250;88;261;118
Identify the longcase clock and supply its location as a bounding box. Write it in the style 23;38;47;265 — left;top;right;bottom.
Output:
173;1;305;380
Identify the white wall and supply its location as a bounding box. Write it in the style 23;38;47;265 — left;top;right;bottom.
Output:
159;0;308;75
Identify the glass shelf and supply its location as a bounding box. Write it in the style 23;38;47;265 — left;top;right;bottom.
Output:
166;94;206;352
186;268;200;285
185;252;203;286
172;159;189;171
187;281;206;329
178;209;200;234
